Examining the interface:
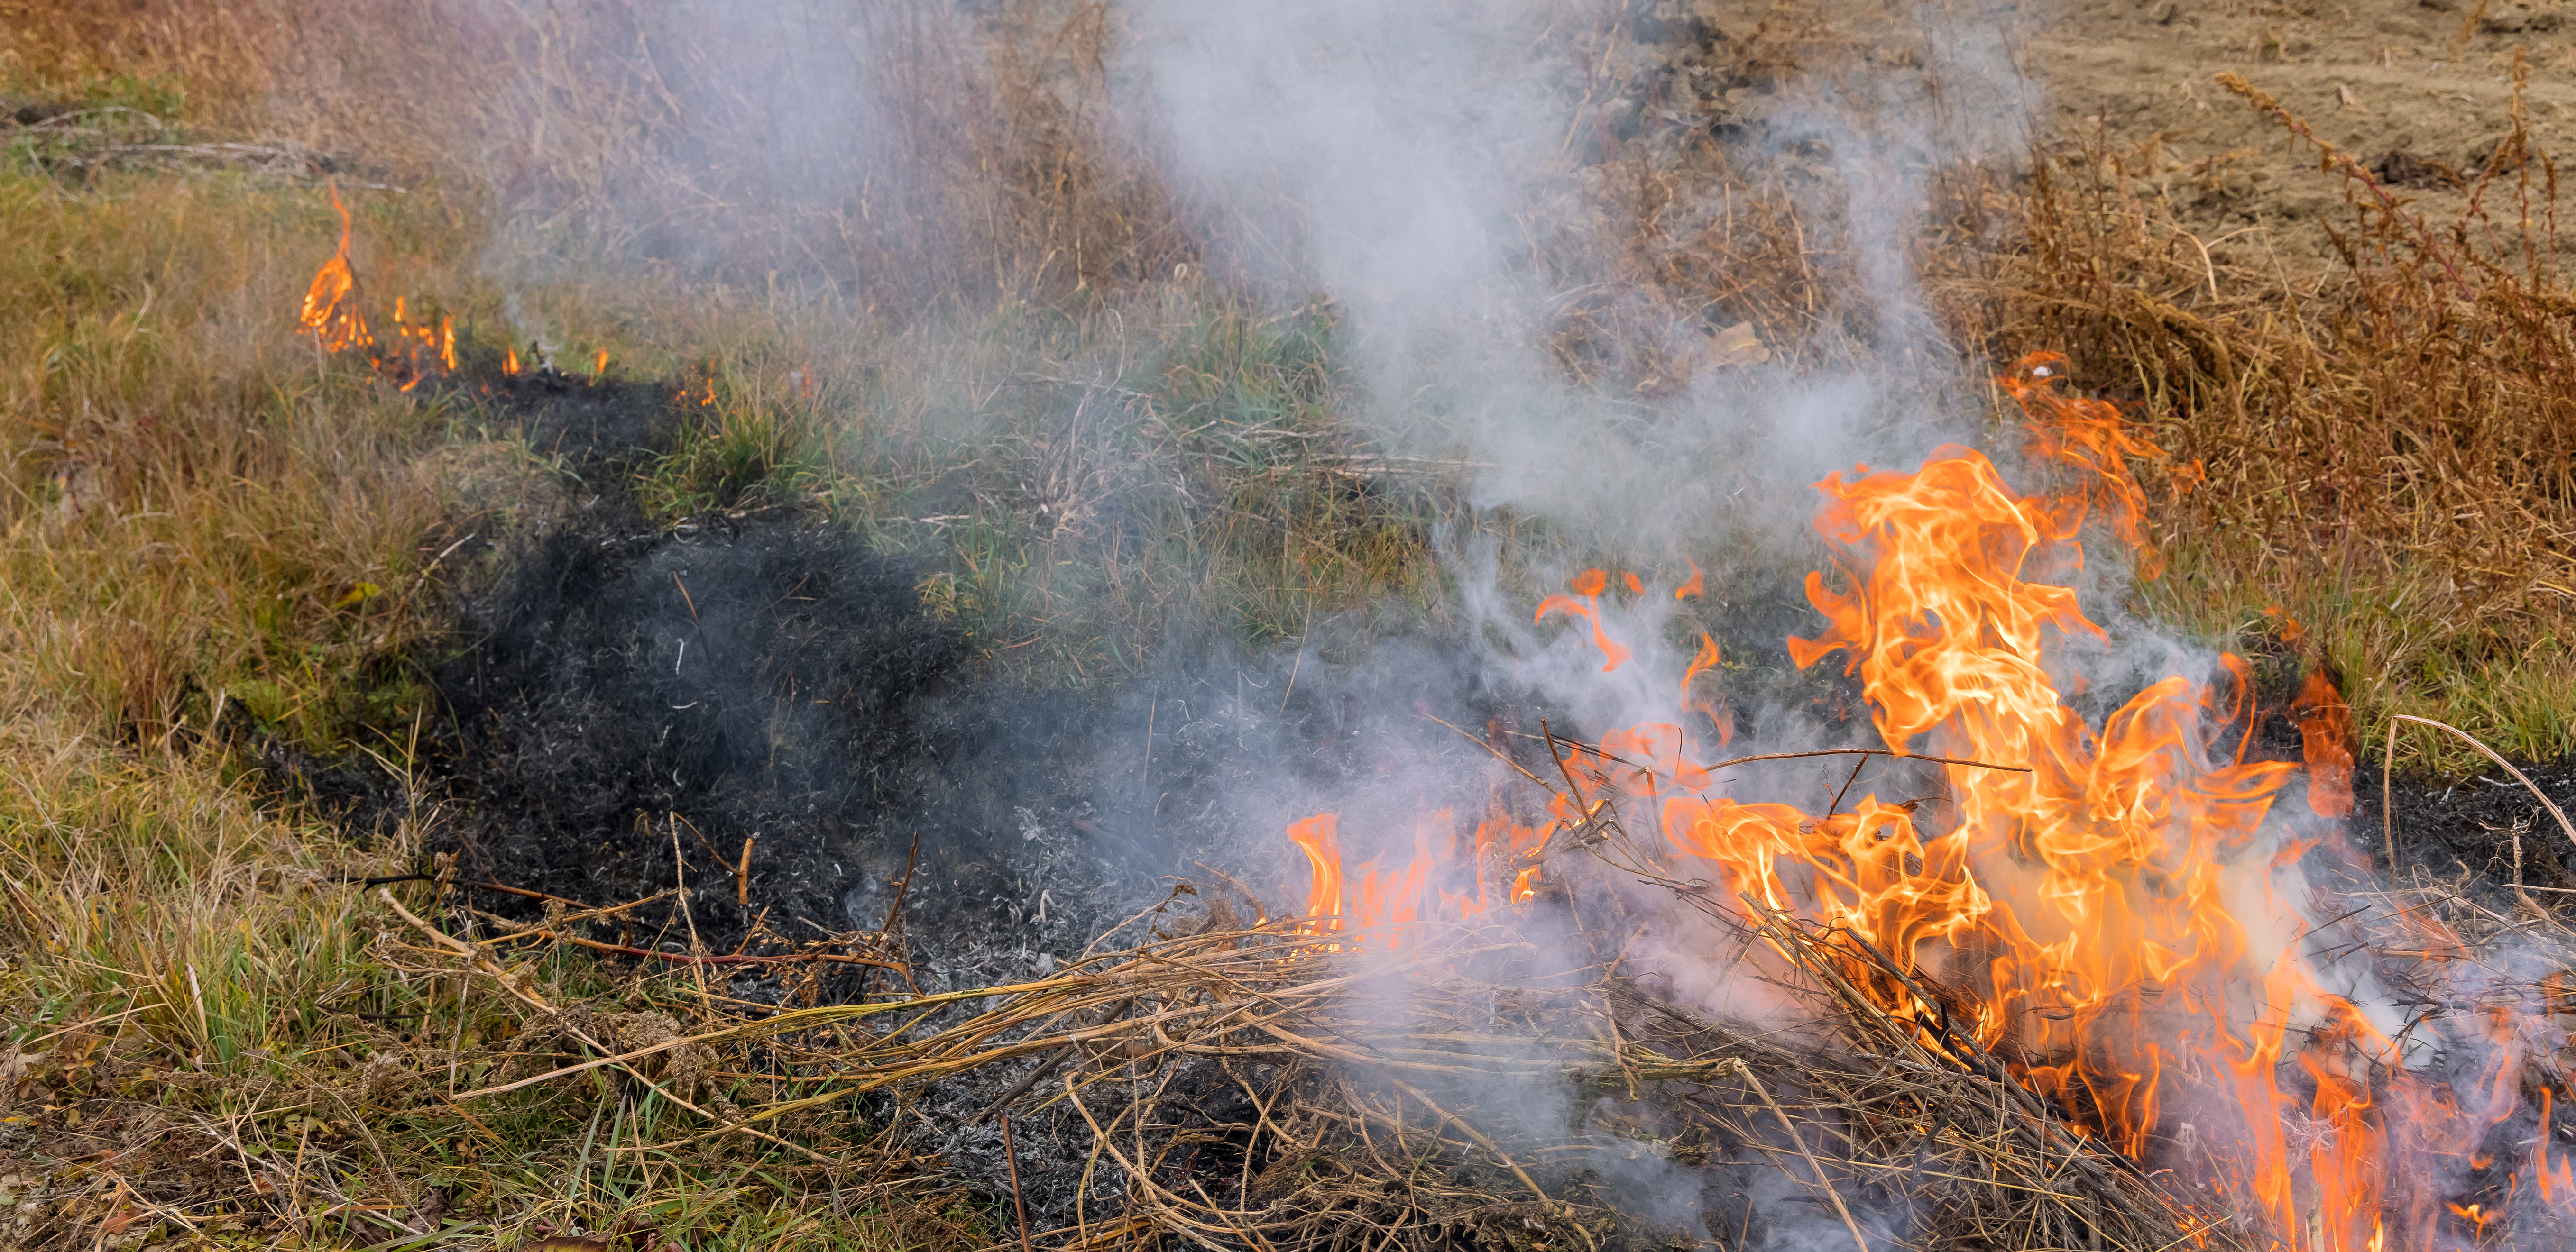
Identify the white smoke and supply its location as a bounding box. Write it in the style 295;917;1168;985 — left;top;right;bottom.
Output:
1116;2;2070;1244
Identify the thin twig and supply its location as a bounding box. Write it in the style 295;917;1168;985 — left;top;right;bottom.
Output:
2392;714;2576;854
1722;1056;1872;1252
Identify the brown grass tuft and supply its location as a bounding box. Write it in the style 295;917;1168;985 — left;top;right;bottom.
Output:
1969;53;2576;764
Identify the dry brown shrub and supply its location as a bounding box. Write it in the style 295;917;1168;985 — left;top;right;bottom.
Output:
1;0;1186;312
1965;60;2576;758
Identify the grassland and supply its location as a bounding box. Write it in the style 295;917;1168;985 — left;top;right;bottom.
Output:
5;1;2576;1249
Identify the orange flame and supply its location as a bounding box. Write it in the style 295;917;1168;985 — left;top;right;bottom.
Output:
1682;632;1734;747
297;183;370;353
2292;669;2357;820
1279;352;2568;1246
1287;813;1344;936
1536;569;1633;672
2000;350;2170;578
380;296;456;392
1675;559;1704;601
1284;808;1544;947
294;183;460;391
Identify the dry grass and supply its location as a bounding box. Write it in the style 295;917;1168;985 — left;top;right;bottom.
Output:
7;0;2576;1249
1963;61;2576;767
0;156;480;750
0;0;1181;309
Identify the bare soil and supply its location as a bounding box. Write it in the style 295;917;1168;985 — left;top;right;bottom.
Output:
2027;0;2576;274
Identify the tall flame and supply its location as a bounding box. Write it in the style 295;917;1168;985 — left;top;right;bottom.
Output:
294;183;461;391
297;183;370;353
1280;353;2571;1247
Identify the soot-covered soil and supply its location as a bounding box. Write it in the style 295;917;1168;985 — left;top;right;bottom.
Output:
411;368;1565;1003
409;366;2576;966
2371;757;2576;897
429;372;1155;986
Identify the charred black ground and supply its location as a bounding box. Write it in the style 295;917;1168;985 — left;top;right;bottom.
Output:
424;369;1146;986
280;364;2576;986
236;362;2576;1241
386;366;1584;996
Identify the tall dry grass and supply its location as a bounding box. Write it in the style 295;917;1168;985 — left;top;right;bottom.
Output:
3;0;1183;310
1966;61;2576;764
6;0;2576;1244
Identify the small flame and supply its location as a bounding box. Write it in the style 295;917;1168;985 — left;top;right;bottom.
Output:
2291;668;2357;819
505;346;521;376
1283;808;1546;948
297;183;369;352
2267;604;2309;643
293;182;460;391
1536;569;1632;672
1674;559;1704;601
380;295;455;392
1681;632;1733;747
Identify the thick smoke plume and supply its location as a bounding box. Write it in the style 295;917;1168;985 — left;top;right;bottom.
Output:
371;0;2573;1245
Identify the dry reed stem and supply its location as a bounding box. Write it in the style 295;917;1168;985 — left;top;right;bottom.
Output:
370;845;2236;1252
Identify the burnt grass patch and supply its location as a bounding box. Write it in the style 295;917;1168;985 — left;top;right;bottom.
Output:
401;365;1555;981
243;363;2576;1237
423;368;1171;983
369;365;1610;1225
2368;758;2576;899
355;365;2576;960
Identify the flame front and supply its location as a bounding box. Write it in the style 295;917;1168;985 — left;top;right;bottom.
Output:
1280;353;2571;1246
1287;808;1546;945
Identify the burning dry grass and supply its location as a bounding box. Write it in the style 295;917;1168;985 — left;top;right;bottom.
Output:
9;1;2576;1250
1971;62;2576;769
8;851;2248;1252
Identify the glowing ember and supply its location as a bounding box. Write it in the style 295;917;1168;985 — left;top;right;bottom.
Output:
1280;352;2571;1247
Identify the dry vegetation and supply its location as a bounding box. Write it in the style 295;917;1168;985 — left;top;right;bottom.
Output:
6;1;2576;1250
1991;64;2576;765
